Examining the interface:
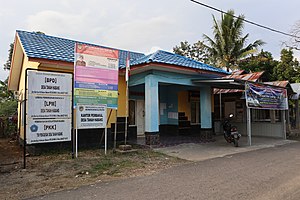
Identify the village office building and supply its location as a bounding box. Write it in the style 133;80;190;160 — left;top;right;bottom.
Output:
8;30;288;148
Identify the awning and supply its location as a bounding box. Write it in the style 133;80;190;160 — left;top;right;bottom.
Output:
192;78;246;89
193;78;294;94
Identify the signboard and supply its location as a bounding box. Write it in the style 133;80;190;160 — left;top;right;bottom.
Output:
245;82;288;110
26;70;72;144
27;96;71;118
77;104;107;129
74;43;119;109
28;71;72;95
27;119;71;144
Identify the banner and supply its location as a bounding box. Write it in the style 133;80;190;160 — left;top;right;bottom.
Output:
76;104;107;129
74;43;119;109
245;82;288;110
26;70;72;144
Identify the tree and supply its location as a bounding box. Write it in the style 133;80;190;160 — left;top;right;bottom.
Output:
203;10;265;71
1;42;17;118
238;50;278;81
283;21;300;50
0;78;14;101
273;48;300;83
173;40;210;63
3;43;14;71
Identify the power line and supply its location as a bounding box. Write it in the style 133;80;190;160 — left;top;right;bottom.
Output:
190;0;300;39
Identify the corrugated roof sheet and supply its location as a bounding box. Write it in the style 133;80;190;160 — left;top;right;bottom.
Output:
16;30;145;68
129;50;229;74
231;70;246;75
214;71;265;94
225;71;264;82
264;81;289;88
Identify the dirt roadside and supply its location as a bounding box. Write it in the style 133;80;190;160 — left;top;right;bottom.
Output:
0;138;188;200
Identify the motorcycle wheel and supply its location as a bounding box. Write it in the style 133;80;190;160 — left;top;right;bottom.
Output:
233;139;239;147
224;134;231;143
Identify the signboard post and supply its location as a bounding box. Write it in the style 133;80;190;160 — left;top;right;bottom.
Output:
75;104;107;157
24;69;73;168
74;43;119;156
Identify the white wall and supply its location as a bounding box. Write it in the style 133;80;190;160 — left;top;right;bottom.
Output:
214;121;284;138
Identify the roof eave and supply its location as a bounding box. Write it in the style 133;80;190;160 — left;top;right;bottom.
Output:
8;33;24;91
130;62;228;77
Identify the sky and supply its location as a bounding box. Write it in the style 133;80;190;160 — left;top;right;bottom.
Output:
1;0;300;81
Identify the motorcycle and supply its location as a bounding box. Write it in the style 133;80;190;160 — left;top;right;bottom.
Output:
223;114;241;147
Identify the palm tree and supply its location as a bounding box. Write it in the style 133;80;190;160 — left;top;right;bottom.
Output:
203;10;265;72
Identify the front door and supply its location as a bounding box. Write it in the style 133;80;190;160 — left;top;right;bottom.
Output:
136;100;145;135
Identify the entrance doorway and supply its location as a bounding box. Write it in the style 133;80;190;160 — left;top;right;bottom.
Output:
136;100;145;135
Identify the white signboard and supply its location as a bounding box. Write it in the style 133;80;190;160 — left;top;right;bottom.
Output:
27;119;71;144
28;96;72;118
77;104;106;129
28;71;72;95
26;70;72;144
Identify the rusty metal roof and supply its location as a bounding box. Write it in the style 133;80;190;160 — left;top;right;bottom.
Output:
264;81;294;94
214;88;243;94
214;80;294;95
225;71;265;82
264;81;289;87
214;71;265;94
231;70;246;75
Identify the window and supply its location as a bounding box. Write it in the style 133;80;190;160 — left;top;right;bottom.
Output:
252;109;281;122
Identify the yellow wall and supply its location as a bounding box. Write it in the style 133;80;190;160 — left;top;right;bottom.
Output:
178;91;191;120
18;58;40;139
117;76;127;117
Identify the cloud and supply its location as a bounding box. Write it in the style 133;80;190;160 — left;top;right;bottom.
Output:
100;16;191;53
26;10;90;37
147;46;162;55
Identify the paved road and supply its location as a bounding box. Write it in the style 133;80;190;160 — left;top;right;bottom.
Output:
32;142;300;200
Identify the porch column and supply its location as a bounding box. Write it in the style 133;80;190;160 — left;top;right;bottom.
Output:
145;75;160;145
200;87;212;138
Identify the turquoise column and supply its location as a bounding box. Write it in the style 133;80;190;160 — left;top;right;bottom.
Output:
200;87;212;129
145;74;160;145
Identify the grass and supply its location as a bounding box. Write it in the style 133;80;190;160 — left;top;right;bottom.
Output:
86;149;174;176
89;153;142;176
27;147;185;179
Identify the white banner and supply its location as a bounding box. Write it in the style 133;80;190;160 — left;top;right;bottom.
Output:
28;71;72;95
27;95;72;118
77;104;106;129
27;118;71;144
75;53;118;70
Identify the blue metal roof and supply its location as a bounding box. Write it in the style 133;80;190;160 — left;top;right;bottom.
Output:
131;50;229;74
16;30;145;68
16;30;227;74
